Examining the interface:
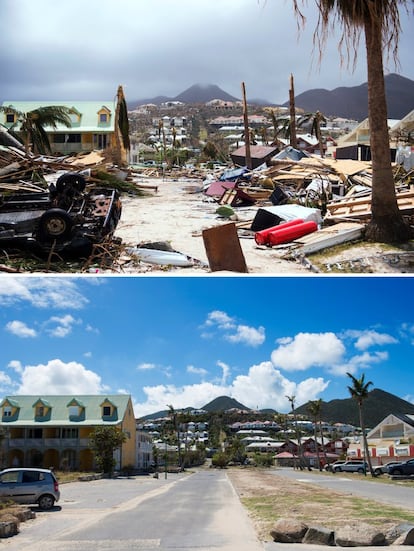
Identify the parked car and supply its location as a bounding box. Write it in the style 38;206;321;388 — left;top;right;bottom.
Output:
0;467;60;509
324;460;346;472
332;460;369;473
387;458;414;476
0;172;122;256
372;461;402;475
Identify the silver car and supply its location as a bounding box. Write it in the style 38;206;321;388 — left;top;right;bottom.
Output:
0;468;60;510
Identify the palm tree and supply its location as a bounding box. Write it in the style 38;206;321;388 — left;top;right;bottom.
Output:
297;110;327;157
307;399;323;470
291;0;411;243
346;372;374;476
0;105;73;154
286;395;304;469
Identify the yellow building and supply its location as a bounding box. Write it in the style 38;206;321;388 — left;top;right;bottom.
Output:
1;86;129;163
0;394;136;472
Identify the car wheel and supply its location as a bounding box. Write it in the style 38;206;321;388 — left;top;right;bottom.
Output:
357;467;365;473
56;173;86;194
38;494;55;510
37;209;73;242
334;467;341;472
391;468;403;476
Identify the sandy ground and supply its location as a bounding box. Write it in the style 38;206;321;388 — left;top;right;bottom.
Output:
114;175;414;275
114;176;318;275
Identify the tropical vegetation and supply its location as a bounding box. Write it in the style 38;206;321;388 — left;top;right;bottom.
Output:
292;0;412;243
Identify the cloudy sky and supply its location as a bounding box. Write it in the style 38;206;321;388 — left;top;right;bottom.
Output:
1;276;412;418
1;0;413;105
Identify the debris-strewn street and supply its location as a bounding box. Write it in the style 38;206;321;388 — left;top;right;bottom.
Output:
0;145;413;274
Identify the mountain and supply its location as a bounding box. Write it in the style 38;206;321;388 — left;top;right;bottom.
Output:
131;83;239;108
295;388;414;428
283;73;414;120
202;396;250;412
174;83;238;104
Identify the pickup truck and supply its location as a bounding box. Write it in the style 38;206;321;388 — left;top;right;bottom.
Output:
387;458;414;476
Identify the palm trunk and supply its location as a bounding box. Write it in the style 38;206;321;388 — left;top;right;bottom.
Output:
363;17;410;243
241;82;252;170
289;74;298;149
358;401;374;476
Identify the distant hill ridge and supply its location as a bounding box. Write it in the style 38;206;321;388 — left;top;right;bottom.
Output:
138;389;414;427
131;74;414;120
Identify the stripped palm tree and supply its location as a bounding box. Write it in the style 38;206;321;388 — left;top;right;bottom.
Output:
297;110;327;157
0;105;73;154
346;372;374;476
292;0;412;243
167;404;182;470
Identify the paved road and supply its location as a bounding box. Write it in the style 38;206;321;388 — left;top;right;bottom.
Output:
3;470;264;551
269;467;414;509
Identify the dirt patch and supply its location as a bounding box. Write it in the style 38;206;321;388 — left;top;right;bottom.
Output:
226;467;414;542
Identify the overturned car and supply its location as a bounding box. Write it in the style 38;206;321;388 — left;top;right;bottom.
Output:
0;172;122;256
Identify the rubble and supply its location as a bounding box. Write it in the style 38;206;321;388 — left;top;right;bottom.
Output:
0;143;413;273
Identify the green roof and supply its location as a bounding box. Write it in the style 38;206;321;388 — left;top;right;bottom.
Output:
1;101;117;133
0;394;131;426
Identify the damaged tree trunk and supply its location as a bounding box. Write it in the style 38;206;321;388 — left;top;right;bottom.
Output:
289;74;298;149
241;82;252;170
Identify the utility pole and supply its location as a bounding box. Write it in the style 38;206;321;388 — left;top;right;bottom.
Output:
241;82;252;170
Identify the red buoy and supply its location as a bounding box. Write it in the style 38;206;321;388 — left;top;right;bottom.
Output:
267;220;318;245
254;218;305;245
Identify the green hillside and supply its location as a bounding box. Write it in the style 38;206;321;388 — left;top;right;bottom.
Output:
296;389;414;428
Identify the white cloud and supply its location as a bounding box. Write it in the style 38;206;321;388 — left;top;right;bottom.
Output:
330;351;389;376
137;362;157;371
205;310;235;329
271;332;345;371
203;310;265;347
225;324;265;347
46;314;80;337
8;360;23;374
0;277;88;309
217;360;231;386
5;320;37;338
133;361;329;418
187;365;208;377
16;359;106;394
346;329;398;350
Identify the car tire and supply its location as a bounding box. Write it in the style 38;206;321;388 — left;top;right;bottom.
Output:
391;468;403;476
56;173;86;194
38;494;55;510
37;209;73;242
334;467;341;472
357;467;365;473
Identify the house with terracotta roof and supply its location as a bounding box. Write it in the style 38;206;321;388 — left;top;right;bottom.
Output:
0;394;136;471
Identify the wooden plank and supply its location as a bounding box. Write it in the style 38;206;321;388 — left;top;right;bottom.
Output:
293;222;364;255
202;223;248;272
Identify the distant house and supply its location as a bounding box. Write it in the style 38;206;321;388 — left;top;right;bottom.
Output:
0;395;136;471
1;86;129;161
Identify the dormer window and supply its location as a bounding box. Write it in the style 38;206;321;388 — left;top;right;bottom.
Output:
3;406;12;417
97;107;111;126
66;398;85;421
32;398;51;420
100;398;118;420
6;113;15;124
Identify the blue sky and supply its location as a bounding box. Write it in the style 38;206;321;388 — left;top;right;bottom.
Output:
1;276;413;418
1;0;413;104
